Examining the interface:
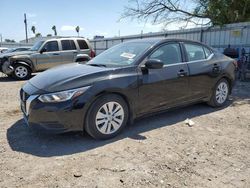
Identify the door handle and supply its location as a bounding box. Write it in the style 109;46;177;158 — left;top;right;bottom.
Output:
177;69;188;77
52;53;59;55
73;52;78;54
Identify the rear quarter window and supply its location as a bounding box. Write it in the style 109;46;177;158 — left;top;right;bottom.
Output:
77;40;89;50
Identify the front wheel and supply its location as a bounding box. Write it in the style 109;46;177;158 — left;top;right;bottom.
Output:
208;78;229;107
85;94;129;139
13;64;31;80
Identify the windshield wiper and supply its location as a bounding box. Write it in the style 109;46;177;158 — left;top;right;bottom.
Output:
87;64;106;67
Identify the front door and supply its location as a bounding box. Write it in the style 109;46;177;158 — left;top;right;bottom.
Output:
35;40;62;70
138;42;190;115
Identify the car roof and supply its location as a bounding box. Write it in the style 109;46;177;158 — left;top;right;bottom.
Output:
125;38;213;51
45;37;87;42
126;38;205;44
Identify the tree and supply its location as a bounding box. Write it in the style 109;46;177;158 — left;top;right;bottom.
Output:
31;26;36;35
206;0;250;25
35;33;42;37
52;25;57;36
5;39;15;43
75;26;80;36
122;0;250;27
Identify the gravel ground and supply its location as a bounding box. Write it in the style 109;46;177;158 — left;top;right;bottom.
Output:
0;75;249;188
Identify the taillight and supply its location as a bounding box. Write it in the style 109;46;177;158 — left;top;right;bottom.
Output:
233;60;238;69
90;50;96;58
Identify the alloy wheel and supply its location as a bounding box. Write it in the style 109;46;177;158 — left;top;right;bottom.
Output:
15;66;28;78
95;101;125;135
215;81;228;104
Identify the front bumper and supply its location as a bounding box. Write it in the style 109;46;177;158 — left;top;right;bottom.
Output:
20;88;90;134
0;59;14;74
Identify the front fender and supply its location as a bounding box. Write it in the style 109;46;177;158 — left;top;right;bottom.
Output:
9;56;34;71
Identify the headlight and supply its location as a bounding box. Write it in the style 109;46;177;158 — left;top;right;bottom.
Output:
38;86;90;103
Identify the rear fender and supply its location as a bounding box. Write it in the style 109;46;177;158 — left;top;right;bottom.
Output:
74;54;91;63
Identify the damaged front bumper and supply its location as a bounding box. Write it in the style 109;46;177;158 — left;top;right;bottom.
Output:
0;59;14;75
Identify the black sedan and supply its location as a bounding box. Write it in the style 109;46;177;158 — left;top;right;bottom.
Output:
20;38;236;139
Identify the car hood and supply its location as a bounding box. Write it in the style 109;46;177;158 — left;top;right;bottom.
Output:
28;63;113;93
0;50;34;58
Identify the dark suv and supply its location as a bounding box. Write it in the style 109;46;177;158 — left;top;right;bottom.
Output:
0;37;95;80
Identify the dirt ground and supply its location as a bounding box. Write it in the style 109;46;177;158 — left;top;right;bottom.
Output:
0;74;249;188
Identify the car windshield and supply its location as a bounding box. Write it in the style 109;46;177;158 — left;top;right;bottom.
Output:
87;41;154;67
4;48;16;53
30;40;45;51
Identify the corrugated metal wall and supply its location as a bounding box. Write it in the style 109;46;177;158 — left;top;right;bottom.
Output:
0;42;33;48
90;22;250;56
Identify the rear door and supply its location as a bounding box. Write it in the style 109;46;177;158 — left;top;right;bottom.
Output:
76;39;91;55
138;42;190;115
35;40;61;70
60;40;78;63
183;42;216;99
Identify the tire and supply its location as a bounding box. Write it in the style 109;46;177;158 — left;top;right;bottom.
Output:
13;64;31;80
85;94;129;140
208;78;229;107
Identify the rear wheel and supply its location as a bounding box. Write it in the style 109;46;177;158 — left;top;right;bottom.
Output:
208;78;229;107
13;64;31;80
85;94;128;139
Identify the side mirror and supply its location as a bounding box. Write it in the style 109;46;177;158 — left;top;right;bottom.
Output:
144;59;164;69
40;48;46;54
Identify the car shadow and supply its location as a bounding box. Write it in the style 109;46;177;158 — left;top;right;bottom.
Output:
0;74;35;82
0;75;16;82
7;102;230;157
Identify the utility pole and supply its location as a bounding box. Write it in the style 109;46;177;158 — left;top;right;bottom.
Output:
0;34;2;46
24;13;28;43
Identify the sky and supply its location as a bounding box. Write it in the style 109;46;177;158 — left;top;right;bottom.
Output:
0;0;197;42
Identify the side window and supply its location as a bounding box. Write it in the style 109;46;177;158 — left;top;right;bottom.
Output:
42;41;59;52
149;43;182;65
184;43;206;61
77;40;89;49
203;47;212;58
61;40;76;50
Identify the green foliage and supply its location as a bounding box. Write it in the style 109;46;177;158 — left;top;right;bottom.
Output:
123;0;250;26
75;26;80;36
35;33;42;37
31;26;36;34
207;0;250;25
52;25;57;36
5;39;15;43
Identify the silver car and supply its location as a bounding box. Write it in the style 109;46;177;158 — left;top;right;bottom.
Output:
0;37;95;80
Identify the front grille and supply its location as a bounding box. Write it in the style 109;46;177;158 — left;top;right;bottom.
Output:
20;89;37;116
20;89;30;102
20;89;30;115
